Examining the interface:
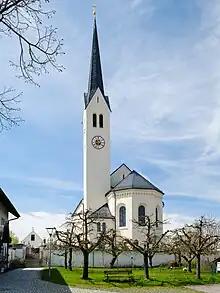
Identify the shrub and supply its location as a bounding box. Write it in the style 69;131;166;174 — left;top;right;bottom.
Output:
9;258;26;269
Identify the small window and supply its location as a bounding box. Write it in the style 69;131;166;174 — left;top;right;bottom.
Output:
93;114;97;127
156;207;159;227
119;206;126;227
31;234;35;241
122;174;125;179
102;222;106;232
97;97;99;103
97;222;101;232
138;205;146;226
99;114;103;128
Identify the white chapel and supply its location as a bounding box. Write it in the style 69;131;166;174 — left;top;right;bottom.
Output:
74;15;164;242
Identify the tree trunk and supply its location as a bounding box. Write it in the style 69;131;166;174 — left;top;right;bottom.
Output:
196;254;201;279
188;260;192;273
149;255;153;268
178;253;182;267
64;249;68;269
110;254;117;268
82;251;89;280
68;247;72;271
144;253;150;279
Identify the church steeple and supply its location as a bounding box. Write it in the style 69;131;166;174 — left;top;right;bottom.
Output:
84;14;111;111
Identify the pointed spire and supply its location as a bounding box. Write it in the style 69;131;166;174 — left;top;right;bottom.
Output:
88;18;104;98
84;10;111;111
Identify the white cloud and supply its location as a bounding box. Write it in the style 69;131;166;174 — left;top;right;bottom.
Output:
163;213;194;231
10;212;67;241
26;177;82;192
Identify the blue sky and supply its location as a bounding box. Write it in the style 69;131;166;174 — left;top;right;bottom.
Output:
1;0;220;239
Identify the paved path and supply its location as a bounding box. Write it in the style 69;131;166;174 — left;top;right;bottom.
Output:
0;268;200;293
186;285;220;293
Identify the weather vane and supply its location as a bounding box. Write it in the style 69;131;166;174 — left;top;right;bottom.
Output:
93;4;97;17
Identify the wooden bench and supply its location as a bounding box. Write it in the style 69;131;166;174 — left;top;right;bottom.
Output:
104;269;133;282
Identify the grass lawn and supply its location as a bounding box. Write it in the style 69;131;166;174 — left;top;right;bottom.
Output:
40;266;220;289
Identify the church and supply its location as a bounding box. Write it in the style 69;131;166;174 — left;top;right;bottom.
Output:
74;14;164;242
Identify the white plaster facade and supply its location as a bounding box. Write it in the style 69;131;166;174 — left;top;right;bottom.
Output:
41;249;174;268
21;228;42;248
83;87;111;212
74;18;164;244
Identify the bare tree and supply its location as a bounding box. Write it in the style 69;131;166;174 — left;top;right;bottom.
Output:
0;88;23;132
162;232;194;272
60;210;106;280
0;0;64;85
176;216;220;279
125;215;169;279
55;222;76;271
0;1;63;130
102;229;128;268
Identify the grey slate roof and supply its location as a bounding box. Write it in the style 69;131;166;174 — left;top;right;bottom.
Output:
90;203;115;219
0;188;20;218
84;18;111;111
107;169;164;195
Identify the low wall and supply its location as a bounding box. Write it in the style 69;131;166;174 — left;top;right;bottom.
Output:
8;248;26;262
41;249;174;268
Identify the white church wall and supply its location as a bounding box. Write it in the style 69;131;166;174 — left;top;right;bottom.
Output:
83;88;111;212
106;193;115;216
110;164;131;188
116;192;133;239
46;249;174;268
132;190;163;241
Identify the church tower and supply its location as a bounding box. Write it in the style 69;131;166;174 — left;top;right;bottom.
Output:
83;15;111;212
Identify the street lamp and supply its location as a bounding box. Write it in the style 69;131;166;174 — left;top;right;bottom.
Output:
46;227;55;278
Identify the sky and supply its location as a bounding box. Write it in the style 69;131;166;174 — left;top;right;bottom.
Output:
1;0;220;240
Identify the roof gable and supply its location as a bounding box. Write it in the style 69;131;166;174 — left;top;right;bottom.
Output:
113;170;164;194
110;163;132;188
0;188;20;218
90;203;114;219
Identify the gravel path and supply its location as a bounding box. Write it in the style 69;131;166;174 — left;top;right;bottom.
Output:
0;268;200;293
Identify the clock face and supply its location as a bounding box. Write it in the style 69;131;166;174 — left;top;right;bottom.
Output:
92;136;105;149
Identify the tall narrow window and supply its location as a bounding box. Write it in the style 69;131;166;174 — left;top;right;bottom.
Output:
97;222;101;232
93;113;97;127
31;234;35;241
97;97;99;103
102;222;106;232
99;114;103;128
119;206;126;227
138;205;146;226
156;207;159;227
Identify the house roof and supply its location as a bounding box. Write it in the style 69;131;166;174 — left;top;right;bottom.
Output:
90;203;115;219
110;163;131;177
73;199;83;215
0;188;20;218
106;170;164;195
84;18;111;111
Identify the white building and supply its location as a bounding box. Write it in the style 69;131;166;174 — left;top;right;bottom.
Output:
21;228;42;248
74;16;164;243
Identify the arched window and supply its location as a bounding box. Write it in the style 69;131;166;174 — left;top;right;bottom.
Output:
97;222;101;232
93;114;97;127
102;222;106;232
99;114;103;128
119;206;126;227
138;205;146;226
156;207;159;227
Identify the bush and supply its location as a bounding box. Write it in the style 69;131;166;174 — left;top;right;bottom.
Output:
9;258;26;269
